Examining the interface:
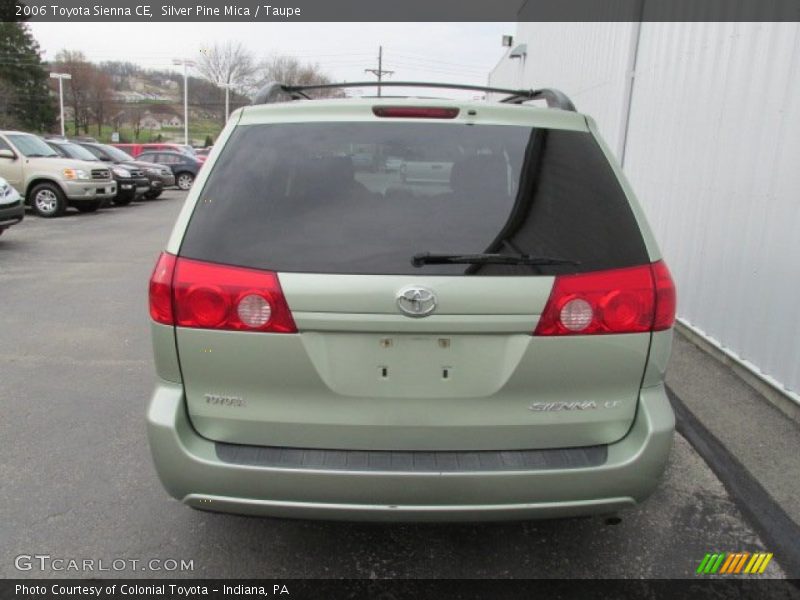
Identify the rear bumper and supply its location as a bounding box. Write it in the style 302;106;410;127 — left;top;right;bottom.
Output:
147;383;674;521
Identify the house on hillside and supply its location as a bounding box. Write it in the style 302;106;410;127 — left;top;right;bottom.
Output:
163;115;182;128
113;91;147;103
132;111;182;130
138;114;161;130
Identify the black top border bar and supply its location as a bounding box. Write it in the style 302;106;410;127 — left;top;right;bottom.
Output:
5;0;800;22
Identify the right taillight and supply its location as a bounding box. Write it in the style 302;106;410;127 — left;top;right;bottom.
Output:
147;253;297;333
533;261;676;336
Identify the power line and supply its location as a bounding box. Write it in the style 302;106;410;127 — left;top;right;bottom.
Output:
386;50;496;70
382;61;489;78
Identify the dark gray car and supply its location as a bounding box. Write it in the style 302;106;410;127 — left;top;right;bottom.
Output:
137;151;201;191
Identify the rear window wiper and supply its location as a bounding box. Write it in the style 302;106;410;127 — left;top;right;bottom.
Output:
412;252;580;267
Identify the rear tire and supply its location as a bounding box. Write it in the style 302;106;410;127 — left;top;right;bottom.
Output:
144;190;162;200
29;183;67;218
75;200;102;213
176;172;194;191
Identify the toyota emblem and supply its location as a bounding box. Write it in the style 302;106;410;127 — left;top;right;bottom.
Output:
396;286;437;318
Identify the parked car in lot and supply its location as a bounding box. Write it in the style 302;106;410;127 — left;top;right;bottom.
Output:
147;82;676;521
80;143;174;199
0;131;116;217
74;142;171;203
137;150;200;191
45;138;139;206
176;144;207;163
0;175;24;235
112;143;205;163
141;164;176;199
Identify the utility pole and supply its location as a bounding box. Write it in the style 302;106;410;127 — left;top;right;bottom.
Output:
50;72;72;137
172;58;196;145
364;46;394;97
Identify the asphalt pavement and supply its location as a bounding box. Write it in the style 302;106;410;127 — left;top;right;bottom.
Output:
0;193;789;579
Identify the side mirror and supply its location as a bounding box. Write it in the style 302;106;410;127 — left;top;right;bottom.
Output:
0;149;16;160
100;156;112;162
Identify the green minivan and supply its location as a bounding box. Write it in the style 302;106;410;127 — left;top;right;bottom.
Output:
147;83;676;521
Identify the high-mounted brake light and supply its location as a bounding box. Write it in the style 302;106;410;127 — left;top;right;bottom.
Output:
372;106;460;119
147;253;297;333
534;261;676;336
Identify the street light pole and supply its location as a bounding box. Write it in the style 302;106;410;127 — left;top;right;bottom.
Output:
173;58;196;146
219;82;236;121
49;72;72;137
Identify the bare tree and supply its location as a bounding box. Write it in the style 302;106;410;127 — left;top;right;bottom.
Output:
197;42;257;85
196;42;259;121
129;105;143;141
256;55;344;98
54;49;94;134
87;69;112;137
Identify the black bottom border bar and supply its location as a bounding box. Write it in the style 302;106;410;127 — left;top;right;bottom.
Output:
3;579;800;600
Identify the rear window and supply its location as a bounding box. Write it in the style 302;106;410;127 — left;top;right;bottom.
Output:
179;122;648;276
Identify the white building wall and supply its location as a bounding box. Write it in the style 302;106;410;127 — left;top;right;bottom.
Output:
489;22;800;400
489;23;635;155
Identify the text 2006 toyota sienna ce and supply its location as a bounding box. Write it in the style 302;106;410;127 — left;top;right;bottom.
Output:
147;83;676;521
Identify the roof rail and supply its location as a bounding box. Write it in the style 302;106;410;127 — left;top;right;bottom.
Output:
499;88;576;111
251;81;576;111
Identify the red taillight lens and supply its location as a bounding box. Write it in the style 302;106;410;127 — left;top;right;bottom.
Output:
372;106;460;119
651;260;676;330
534;261;676;336
149;252;176;325
172;258;297;333
148;254;297;333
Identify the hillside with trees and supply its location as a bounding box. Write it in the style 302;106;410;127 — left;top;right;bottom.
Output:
0;24;341;145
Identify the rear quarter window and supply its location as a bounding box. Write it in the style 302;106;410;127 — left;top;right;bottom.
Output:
179;122;649;276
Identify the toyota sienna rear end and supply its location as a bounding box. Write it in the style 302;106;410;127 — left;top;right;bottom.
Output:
146;85;676;521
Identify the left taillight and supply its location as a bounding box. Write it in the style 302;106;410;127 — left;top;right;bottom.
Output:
149;252;176;325
148;253;297;333
533;261;676;336
172;257;297;333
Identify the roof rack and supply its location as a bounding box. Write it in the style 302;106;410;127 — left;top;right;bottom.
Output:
252;81;576;111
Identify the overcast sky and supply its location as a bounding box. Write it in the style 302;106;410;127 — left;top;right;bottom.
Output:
29;22;514;96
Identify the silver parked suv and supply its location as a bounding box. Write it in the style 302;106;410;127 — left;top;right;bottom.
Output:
0;131;117;217
147;82;677;521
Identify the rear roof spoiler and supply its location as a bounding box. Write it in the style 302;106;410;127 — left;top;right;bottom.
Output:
252;81;576;111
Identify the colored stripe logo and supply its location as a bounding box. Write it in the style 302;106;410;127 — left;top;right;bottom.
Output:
696;552;773;574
